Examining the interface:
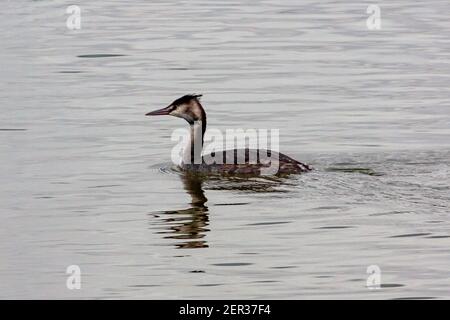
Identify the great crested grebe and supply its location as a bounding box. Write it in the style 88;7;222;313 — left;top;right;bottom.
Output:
146;94;311;175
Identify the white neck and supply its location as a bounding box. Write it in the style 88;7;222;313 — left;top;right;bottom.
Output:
182;120;203;165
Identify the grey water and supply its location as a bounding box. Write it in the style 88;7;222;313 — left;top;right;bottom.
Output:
1;0;449;299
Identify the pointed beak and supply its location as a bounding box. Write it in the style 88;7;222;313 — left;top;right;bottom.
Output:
145;106;172;116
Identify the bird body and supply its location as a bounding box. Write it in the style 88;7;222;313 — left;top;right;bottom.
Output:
146;94;311;176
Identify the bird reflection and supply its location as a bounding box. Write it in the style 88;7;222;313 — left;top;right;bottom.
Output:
151;174;209;249
150;171;291;249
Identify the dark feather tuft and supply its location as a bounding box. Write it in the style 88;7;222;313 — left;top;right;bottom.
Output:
171;94;203;106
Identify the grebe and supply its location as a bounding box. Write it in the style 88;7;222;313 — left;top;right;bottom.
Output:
146;94;311;175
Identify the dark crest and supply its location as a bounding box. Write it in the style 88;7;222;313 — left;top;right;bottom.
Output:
171;94;203;106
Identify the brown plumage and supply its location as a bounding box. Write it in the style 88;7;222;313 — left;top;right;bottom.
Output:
146;94;311;176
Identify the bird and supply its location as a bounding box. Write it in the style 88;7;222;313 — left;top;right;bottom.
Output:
145;94;311;175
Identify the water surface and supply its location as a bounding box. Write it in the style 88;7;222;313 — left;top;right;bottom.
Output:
1;0;449;299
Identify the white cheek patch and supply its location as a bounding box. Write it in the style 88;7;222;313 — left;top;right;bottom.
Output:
169;109;181;117
170;109;194;122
